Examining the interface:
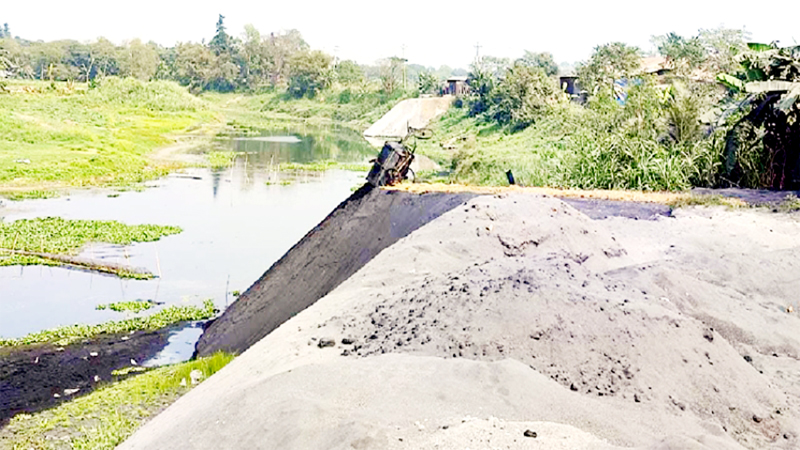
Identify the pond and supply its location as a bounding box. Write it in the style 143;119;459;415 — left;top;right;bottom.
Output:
0;126;374;355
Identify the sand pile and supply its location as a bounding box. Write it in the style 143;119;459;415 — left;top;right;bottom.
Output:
121;193;800;450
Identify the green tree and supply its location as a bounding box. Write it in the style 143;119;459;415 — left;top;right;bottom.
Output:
267;29;308;86
119;39;159;80
577;42;641;95
698;27;749;74
209;14;232;55
517;51;559;76
240;24;275;89
489;63;560;130
288;50;332;98
417;70;439;94
334;59;363;85
466;62;494;116
379;56;404;94
651;32;706;72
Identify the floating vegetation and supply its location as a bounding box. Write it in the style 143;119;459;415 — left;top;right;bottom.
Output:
96;300;156;314
276;160;371;172
207;151;238;169
0;217;181;278
0;299;217;347
265;179;294;186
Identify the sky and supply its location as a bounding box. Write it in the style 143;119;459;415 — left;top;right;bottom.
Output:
3;0;799;68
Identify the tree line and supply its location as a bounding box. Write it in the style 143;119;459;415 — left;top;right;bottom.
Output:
0;16;469;97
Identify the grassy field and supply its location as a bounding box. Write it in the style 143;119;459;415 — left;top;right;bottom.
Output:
0;352;234;450
0;78;217;197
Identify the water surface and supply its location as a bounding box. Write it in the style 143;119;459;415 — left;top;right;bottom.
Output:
0;128;372;340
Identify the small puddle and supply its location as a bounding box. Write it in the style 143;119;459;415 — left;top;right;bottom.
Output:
142;323;205;367
0;126;374;363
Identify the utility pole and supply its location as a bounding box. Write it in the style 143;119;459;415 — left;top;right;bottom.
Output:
401;44;408;91
474;42;482;68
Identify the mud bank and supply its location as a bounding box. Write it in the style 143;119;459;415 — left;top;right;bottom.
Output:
0;328;176;425
124;193;800;450
195;185;476;357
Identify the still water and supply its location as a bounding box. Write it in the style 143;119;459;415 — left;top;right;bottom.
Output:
0;127;373;341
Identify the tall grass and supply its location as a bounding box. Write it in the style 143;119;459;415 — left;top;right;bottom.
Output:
420;83;724;191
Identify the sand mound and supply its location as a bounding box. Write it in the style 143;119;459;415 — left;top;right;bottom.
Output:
196;186;475;357
122;193;800;449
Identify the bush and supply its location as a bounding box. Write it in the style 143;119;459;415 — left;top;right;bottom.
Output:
87;77;206;112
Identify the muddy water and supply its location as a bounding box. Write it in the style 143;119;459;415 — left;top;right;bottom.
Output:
0;129;372;349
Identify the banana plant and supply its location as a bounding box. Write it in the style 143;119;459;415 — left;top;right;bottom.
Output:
716;43;800;189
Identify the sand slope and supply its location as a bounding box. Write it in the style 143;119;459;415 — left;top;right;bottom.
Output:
121;193;800;449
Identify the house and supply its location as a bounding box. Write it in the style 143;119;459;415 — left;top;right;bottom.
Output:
444;76;469;96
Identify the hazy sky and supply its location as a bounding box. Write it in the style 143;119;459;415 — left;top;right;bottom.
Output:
4;1;799;68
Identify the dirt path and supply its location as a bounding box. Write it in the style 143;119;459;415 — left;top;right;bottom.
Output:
123;192;800;449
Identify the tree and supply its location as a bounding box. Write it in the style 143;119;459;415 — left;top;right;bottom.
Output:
268;29;308;86
417;70;439;94
466;62;494;116
698;27;749;74
379;57;404;94
479;56;511;78
334;60;363;85
119;39;159;80
577;42;641;95
0;23;9;39
517;51;559;76
489;63;560;130
652;32;706;71
288;50;332;98
238;24;274;89
209;14;232;55
91;37;121;78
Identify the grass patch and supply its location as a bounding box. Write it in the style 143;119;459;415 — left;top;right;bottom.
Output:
0;352;234;450
0;78;213;196
0;299;216;347
776;194;800;213
95;300;156;314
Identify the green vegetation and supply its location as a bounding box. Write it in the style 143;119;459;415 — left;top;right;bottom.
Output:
0;299;216;347
277;159;370;172
206;150;238;168
0;217;182;254
421;30;800;192
96;300;156;313
0;217;181;276
0;352;234;450
715;43;800;190
0;77;212;194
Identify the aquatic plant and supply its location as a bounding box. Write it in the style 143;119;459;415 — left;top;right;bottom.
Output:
0;217;181;277
0;299;217;347
96;300;156;314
